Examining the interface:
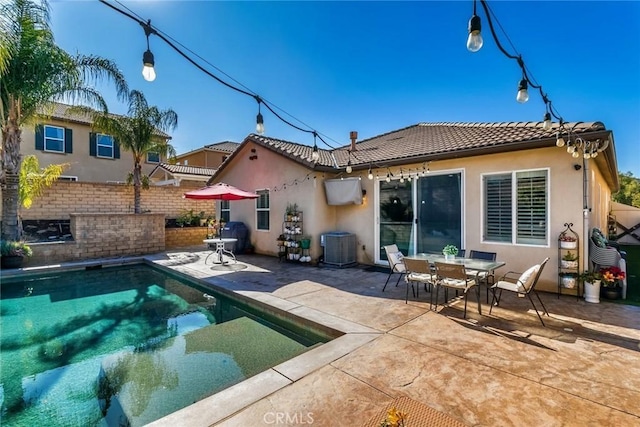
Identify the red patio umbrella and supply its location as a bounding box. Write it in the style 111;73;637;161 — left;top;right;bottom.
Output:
183;182;259;200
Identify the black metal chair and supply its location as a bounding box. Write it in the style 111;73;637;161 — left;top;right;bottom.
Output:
468;250;497;303
489;257;550;326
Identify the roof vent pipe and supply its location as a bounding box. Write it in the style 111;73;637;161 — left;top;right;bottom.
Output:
350;131;358;151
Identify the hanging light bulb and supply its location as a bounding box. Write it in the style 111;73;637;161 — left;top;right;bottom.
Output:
556;132;565;147
256;112;264;135
142;49;156;82
386;172;391;183
311;144;319;162
567;145;575;154
346;161;352;174
466;14;483;52
542;112;552;130
516;79;529;103
368;167;374;180
572;151;580;158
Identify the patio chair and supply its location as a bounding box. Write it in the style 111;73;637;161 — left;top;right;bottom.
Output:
433;262;478;318
382;244;406;292
489;257;550;326
468;250;497;303
403;257;436;304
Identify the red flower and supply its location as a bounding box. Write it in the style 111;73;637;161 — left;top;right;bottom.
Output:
599;266;625;284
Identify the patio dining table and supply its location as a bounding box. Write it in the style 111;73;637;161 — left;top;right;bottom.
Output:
403;253;506;314
203;238;238;265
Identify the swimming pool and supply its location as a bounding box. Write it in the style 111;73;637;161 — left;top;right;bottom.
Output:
0;264;332;426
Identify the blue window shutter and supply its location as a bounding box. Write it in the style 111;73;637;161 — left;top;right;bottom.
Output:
35;125;44;150
114;139;120;159
64;128;73;153
89;132;96;156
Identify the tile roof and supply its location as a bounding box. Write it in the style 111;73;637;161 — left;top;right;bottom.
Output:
37;102;171;139
152;162;216;178
244;121;609;170
204;141;240;152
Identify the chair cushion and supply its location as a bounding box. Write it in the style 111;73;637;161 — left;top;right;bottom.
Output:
518;264;539;291
406;272;434;282
389;252;405;273
440;277;475;290
592;228;607;248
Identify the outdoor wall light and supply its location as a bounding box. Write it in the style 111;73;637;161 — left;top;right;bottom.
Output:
516;79;529;103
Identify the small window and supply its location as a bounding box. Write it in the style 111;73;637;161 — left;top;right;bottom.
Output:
44;125;65;153
220;200;230;223
96;134;114;158
256;189;269;231
483;169;548;246
147;152;160;163
58;176;78;182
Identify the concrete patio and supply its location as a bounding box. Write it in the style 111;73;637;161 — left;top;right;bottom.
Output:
144;247;640;427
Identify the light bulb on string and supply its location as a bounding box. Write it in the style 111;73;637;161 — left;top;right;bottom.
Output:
556;132;565;147
516;79;529;103
542;112;552;130
466;13;483;52
572;151;580;158
368;167;374;180
346;159;352;174
255;98;264;134
386;173;391;183
311;132;320;162
142;50;156;81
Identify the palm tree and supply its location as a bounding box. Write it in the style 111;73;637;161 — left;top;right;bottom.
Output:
0;0;129;240
19;155;68;209
91;90;177;213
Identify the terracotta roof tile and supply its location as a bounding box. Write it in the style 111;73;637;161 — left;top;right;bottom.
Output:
204;141;240;152
154;163;216;177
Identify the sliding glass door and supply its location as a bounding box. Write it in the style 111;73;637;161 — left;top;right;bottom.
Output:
378;179;413;258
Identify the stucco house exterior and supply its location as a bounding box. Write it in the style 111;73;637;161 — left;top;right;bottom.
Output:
20;102;171;183
208;120;618;293
174;141;240;168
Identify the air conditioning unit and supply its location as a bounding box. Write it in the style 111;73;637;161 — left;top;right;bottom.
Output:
321;232;356;267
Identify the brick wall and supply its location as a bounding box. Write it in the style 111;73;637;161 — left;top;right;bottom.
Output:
165;227;211;249
24;213;166;266
18;181;215;220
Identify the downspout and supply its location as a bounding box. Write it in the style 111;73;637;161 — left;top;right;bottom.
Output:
582;157;590;272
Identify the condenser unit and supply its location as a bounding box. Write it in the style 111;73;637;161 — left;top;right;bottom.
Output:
321;232;356;267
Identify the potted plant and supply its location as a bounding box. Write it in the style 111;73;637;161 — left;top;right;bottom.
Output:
559;233;577;249
559;273;578;289
442;244;458;260
599;266;626;299
561;251;578;269
579;270;602;303
1;240;33;269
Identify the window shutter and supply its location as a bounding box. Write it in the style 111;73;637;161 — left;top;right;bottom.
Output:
484;174;512;242
516;170;547;245
114;139;120;159
64;128;73;153
35;125;44;150
89;132;96;156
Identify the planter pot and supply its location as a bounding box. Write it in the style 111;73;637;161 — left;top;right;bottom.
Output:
1;255;24;269
300;239;311;249
561;260;578;269
560;241;577;249
601;286;622;300
444;254;455;261
560;274;577;289
584;280;601;303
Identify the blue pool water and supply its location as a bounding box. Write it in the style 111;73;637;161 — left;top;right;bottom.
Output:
0;264;328;426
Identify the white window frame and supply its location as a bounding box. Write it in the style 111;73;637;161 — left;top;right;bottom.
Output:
96;133;115;159
255;189;270;231
482;168;549;247
147;152;160;163
44;125;65;153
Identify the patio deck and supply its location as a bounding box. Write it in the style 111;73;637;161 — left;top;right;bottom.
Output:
143;247;640;427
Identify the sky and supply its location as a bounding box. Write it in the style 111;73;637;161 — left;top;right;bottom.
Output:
49;1;640;177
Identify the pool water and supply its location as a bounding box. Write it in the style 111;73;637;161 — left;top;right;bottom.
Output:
0;264;327;426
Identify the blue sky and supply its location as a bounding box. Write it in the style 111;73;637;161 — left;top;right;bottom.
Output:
49;1;640;176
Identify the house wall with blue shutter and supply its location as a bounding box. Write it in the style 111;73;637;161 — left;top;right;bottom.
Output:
23;117;168;182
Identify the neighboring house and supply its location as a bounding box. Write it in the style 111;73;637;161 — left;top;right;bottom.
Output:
20;102;171;183
148;162;216;186
174;141;240;168
209;121;618;293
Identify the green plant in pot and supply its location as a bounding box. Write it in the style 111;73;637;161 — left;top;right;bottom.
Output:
442;244;458;259
1;240;33;269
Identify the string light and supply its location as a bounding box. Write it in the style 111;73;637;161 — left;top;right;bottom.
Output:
466;0;483;52
311;132;320;162
367;166;373;180
346;151;352;173
516;78;529;103
141;20;156;81
255;97;265;135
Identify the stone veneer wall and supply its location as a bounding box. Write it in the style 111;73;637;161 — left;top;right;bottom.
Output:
24;213;165;267
17;181;214;220
165;227;210;249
